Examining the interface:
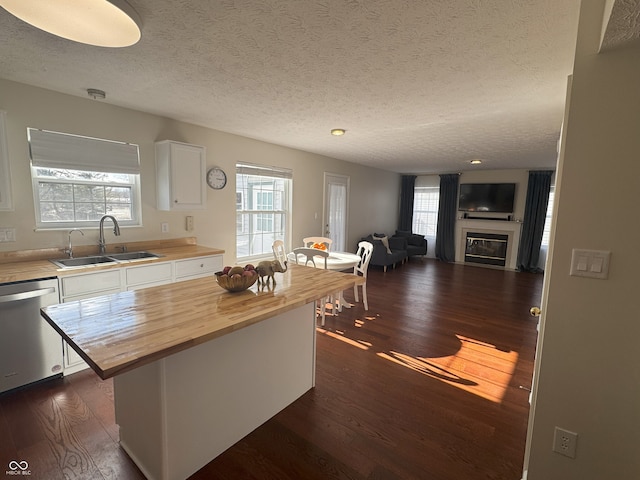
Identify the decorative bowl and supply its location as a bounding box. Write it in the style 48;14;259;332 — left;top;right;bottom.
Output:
215;269;259;292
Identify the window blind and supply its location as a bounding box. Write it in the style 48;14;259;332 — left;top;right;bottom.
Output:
28;128;140;174
236;162;292;179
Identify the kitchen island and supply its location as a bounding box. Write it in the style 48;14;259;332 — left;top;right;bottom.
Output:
41;264;361;480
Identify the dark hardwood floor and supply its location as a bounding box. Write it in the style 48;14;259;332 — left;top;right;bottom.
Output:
0;259;542;480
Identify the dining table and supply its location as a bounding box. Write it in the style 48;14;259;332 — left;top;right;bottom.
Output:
287;249;362;310
288;250;361;270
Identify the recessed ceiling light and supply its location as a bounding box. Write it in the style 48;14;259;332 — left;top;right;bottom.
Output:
331;129;346;136
0;0;142;48
470;159;483;165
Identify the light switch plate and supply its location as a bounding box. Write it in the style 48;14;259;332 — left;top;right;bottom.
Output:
0;227;16;242
570;249;611;279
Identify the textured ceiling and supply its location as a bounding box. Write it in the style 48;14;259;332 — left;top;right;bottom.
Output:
601;0;640;51
0;0;604;174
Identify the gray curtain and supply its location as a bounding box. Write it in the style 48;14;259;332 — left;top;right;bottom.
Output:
435;174;459;262
517;170;553;272
398;175;416;232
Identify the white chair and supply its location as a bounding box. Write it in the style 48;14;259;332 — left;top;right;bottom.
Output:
353;241;373;310
272;240;287;269
303;236;332;251
292;247;332;325
292;247;328;268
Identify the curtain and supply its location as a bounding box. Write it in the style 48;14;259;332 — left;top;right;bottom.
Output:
517;170;553;272
398;175;416;232
328;182;347;251
435;174;459;262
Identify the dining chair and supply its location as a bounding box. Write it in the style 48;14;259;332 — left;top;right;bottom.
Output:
353;241;374;310
292;247;328;268
272;240;287;270
292;247;332;325
303;236;333;251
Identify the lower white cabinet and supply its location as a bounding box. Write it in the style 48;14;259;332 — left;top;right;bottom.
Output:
175;255;223;281
60;270;123;374
60;269;121;298
125;262;173;291
59;254;222;374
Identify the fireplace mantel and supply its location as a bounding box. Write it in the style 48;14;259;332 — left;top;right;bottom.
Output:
455;219;523;270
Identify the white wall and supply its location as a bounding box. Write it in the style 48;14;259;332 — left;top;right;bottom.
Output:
524;1;640;478
0;79;400;260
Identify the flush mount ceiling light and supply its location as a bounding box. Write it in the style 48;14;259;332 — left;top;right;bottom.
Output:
331;129;346;136
87;88;106;100
0;0;141;47
469;159;483;165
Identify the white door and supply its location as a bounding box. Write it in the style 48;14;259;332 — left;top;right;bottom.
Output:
323;173;349;252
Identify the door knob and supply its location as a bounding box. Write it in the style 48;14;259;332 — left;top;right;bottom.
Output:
530;306;541;317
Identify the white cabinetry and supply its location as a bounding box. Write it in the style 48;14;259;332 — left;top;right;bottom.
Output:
60;270;123;374
175;255;223;282
60;269;122;300
125;262;173;291
156;140;206;210
58;253;222;373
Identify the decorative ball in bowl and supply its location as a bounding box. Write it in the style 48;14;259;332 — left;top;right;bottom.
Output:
215;264;259;292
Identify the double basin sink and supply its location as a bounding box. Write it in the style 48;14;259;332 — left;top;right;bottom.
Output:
51;251;162;269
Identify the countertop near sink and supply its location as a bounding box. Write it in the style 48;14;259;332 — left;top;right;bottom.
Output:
0;237;224;284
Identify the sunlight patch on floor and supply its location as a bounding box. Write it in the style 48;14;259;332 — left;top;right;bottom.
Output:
378;335;519;403
316;327;370;350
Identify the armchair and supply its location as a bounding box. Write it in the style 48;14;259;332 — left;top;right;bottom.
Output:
361;233;408;272
392;230;427;258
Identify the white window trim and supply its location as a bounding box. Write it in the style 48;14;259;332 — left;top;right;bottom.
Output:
413;186;440;238
31;170;142;230
236;162;292;262
0;111;13;211
28;128;142;229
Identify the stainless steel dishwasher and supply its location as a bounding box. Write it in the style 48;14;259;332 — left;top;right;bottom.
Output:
0;277;64;394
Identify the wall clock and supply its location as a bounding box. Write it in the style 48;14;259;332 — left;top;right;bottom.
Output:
206;167;227;190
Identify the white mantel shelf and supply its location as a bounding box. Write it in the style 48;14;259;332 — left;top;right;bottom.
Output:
455;219;523;270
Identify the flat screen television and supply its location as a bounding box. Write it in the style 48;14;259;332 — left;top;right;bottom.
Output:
458;183;516;213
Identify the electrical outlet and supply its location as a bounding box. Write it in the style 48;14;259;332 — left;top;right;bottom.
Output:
186;216;194;231
161;222;169;233
553;427;578;458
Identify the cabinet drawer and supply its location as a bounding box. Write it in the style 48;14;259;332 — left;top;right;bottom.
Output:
61;270;122;298
175;255;222;279
126;262;173;286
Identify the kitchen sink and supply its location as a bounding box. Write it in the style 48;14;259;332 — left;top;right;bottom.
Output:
51;251;162;269
107;251;162;261
51;255;117;269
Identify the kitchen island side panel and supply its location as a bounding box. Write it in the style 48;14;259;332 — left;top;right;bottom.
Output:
114;302;316;480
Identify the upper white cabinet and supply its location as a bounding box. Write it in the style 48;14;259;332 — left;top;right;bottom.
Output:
156;140;206;210
0;111;13;211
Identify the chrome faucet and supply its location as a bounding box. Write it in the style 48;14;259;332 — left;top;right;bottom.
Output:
98;215;121;254
64;229;84;258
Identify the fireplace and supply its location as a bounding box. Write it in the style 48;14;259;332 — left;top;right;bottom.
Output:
465;232;509;267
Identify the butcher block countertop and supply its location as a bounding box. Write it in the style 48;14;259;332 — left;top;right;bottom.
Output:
0;237;224;283
41;264;362;380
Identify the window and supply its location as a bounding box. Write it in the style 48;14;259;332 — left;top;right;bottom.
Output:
236;163;292;260
541;186;555;246
412;186;440;237
28;128;141;228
